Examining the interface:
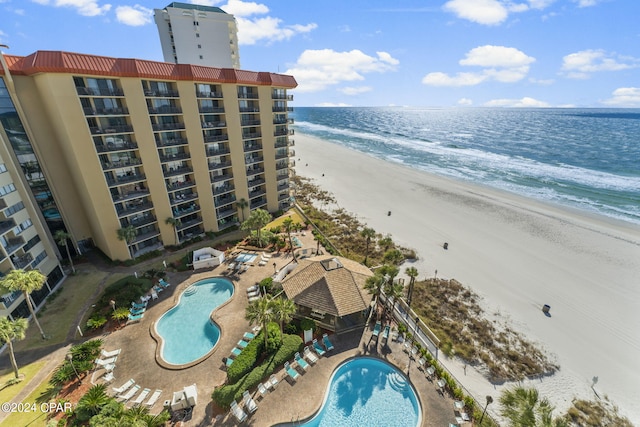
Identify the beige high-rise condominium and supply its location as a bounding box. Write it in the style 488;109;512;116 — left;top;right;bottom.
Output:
0;50;296;262
155;2;241;69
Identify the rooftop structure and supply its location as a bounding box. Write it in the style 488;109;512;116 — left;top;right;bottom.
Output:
155;2;240;69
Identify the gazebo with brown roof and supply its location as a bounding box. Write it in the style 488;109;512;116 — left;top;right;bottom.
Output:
280;255;374;334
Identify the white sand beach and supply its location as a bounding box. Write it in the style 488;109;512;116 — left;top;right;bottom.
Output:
294;132;640;423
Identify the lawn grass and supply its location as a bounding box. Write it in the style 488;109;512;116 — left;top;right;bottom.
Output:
14;266;110;352
264;209;305;230
0;361;46;405
0;371;56;427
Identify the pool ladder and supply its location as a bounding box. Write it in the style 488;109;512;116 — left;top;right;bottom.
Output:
184;285;197;296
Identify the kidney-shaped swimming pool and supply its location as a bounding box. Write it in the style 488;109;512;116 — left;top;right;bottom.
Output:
155;277;234;366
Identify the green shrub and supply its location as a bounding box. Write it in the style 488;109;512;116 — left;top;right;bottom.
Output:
86;315;107;330
70;339;103;362
259;277;274;293
227;334;265;384
284;322;298;334
300;318;316;332
212;334;303;408
266;322;281;353
97;276;152;309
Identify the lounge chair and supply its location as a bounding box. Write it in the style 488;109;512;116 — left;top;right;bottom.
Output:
127;313;144;322
242;390;258;414
258;259;267;266
261;252;271;259
403;340;411;353
118;384;141;402
237;340;248;349
131;388;150;407
410;346;418;360
248;295;260;303
322;333;334;351
112;379;135;395
151;290;158;300
257;383;268;397
381;325;390;341
425;365;436;379
159;278;171;288
95;356;118;366
312;339;326;357
145;389;162;408
131;301;147;310
243;332;255;341
284;362;300;381
230;400;247;423
417;357;426;370
372;321;382;337
269;374;279;389
454;400;465;410
140;295;151;303
224;357;234;368
303;346;318;364
129;307;145;316
101;348;121;358
294;352;310;371
247;289;260;298
247;285;259;293
230;347;242;357
102;372;115;383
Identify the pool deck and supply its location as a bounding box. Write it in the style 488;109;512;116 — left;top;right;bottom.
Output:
95;239;462;426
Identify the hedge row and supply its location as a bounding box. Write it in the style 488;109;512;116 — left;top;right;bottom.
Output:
227;331;266;384
212;334;303;408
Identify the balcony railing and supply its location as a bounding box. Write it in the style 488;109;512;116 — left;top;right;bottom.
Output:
144;89;179;97
199;106;225;113
106;173;146;187
248;177;266;187
129;215;157;228
242;132;262;140
4;237;25;255
84;107;129;116
133;229;161;244
90;125;133;135
215;194;236;206
196;91;223;98
209;161;232;171
211;174;233;184
148;106;182;114
272;94;294;100
170;192;198;205
274;128;295;137
238;93;259;99
95;141;138;153
204;133;229;143
112;189;150;203
207;147;231;157
116;201;153;217
101;158;142;170
0;219;17;234
275;161;289;171
202;121;226;129
164;166;193;178
246;167;265;176
159;152;190;163
177;217;203;231
244;143;262;152
213;184;234;195
216;208;236;219
239;107;260;113
156;138;188;148
250;198;267;209
249;189;266;199
278;192;290;201
173;203;200;218
152;122;185;131
245;156;264;166
76;87;124;96
272;106;294;112
240;119;261;126
166;180;195;191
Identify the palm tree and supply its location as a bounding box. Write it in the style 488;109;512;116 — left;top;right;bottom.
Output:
364;273;386;307
54;230;75;274
379;235;393;252
282;217;297;261
116;225;138;260
245;295;274;348
0;269;48;339
360;227;376;265
405;266;419;307
237;198;248;222
383;248;404;265
241;208;271;248
384;280;404;319
500;386;568;427
272;297;296;341
76;384;110;421
165;217;181;246
0;317;28;378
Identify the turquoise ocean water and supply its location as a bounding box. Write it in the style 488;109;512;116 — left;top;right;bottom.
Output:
292;107;640;225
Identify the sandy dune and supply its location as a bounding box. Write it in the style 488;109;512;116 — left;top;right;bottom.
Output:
294;132;640;423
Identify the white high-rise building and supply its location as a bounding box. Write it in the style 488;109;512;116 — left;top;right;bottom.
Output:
154;2;240;69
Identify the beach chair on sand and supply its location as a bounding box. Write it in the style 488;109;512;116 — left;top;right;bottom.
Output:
96;356;118;367
112;379;135;395
257;383;268;398
243;391;258;414
127;313;144;323
425;365;436;380
101;348;121;358
284;362;300;381
269;374;279;389
322;333;334;351
312;339;326;357
230;401;247;423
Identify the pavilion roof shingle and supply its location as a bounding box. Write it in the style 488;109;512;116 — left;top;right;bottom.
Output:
281;255;373;317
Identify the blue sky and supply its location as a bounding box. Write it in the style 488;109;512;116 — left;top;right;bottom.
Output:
1;0;639;107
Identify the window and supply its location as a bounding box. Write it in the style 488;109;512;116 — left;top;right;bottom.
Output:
199;55;203;60
23;235;41;252
0;183;16;196
0;163;7;173
5;201;25;216
196;33;200;38
32;250;47;267
198;44;201;49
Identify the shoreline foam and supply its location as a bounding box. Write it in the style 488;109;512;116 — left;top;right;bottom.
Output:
294;132;640;422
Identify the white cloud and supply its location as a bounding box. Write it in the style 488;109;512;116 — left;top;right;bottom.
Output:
457;98;473;106
602;87;640;107
340;86;372;95
115;5;152;26
443;0;508;25
423;45;534;86
561;49;639;79
573;0;600;7
216;0;316;45
33;0;111;17
484;97;550;107
285;49;399;93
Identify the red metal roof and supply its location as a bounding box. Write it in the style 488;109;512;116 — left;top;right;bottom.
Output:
1;50;297;88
